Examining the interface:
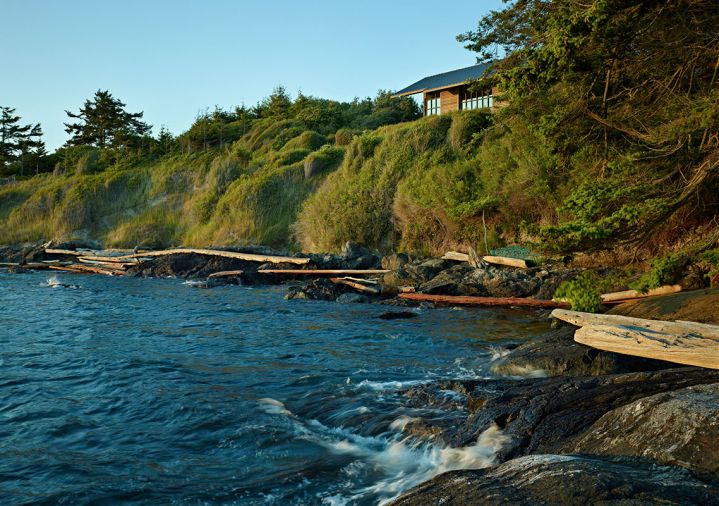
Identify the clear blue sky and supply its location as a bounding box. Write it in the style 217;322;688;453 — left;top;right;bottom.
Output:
3;0;504;150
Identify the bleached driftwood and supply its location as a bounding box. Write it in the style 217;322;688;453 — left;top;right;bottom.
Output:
207;270;244;279
330;277;381;295
114;248;310;265
258;269;389;275
442;251;470;262
482;256;530;269
575;324;719;369
600;284;682;303
550;309;719;338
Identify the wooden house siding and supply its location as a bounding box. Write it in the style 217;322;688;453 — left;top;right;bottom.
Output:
440;88;460;113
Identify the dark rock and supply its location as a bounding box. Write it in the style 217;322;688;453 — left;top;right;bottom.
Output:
376;311;418;320
404;258;454;284
491;327;676;377
390;454;719;506
570;382;719;479
51;239;102;251
284;278;348;301
402;368;719;461
341;241;371;259
381;252;411;271
419;265;474;295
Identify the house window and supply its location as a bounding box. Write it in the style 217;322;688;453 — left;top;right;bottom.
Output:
461;88;493;110
425;94;440;116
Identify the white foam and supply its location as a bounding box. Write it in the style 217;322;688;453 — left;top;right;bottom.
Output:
389;416;422;432
257;398;292;416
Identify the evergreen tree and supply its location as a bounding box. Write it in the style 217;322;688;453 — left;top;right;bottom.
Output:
64;90;151;148
0;106;31;170
157;125;175;155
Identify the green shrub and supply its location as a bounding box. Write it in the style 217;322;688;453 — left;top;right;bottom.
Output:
629;253;686;293
554;272;603;312
303;145;344;178
335;128;357;146
449;110;492;152
282;130;326;151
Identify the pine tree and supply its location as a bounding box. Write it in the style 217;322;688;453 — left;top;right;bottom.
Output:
64;90;151;148
0;106;31;170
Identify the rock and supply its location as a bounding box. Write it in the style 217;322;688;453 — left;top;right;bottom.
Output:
404;258;454;284
336;293;370;304
401;368;719;460
609;287;719;324
418;265;474;295
381;252;411;271
341;241;371;259
491;327;676;377
390;454;719;506
570;382;719;479
51;239;102;251
284;278;347;301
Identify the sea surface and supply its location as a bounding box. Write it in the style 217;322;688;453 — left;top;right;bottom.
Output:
0;271;551;505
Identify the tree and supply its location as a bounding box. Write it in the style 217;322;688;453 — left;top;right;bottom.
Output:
17;123;45;176
0;106;31;170
458;0;719;249
64;90;151;149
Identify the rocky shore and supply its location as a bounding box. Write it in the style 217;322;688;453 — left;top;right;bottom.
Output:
3;240;719;504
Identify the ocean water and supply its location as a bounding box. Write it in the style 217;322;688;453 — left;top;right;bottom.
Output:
0;271;551;505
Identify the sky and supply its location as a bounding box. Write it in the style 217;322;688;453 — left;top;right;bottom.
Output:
3;0;505;150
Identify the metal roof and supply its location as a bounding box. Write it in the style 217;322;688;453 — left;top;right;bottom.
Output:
394;63;493;97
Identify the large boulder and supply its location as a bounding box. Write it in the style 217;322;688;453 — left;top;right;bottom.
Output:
402;368;719;460
390;454;719;506
609;287;719;324
570;382;719;478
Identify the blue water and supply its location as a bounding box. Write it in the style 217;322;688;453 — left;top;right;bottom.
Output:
0;271;550;505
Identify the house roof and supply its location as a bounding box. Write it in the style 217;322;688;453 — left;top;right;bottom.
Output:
394;63;493;97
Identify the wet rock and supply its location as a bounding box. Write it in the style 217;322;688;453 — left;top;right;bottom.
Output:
390;454;719;506
336;293;370;304
491;327;675;377
341;241;371;259
284;278;347;301
402;368;719;461
570;382;719;479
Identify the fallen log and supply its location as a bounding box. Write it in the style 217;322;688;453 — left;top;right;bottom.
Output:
207;270;244;279
398;286;416;294
600;284;682;303
550;308;719;339
330;277;381;295
442;251;470;262
574;324;719;369
257;269;389;275
482;255;530;269
113;248;310;265
77;258;134;269
44;248;87;256
399;293;569;308
49;264;124;276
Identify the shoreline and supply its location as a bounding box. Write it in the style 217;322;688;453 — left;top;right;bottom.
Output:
2;240;719;503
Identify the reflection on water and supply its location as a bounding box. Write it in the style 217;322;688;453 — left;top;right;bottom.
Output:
0;271;551;505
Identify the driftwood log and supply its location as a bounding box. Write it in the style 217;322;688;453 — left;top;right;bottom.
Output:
550;309;719;338
399;293;569;308
330;277;381;295
600;284;682;303
482;255;530;269
258;269;389;275
574;324;719;369
207;270;244;279
113;248;310;265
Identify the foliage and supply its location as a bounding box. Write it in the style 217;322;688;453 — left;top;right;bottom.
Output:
460;0;719;250
629;253;686;293
553;272;603;313
65;90;151;149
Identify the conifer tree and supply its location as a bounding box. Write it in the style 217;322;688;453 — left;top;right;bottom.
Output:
0;106;31;169
64;90;151;148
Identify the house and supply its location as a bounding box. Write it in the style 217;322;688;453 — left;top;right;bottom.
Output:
393;63;498;116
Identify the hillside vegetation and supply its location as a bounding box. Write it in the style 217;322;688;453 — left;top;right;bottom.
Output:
1;1;718;269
